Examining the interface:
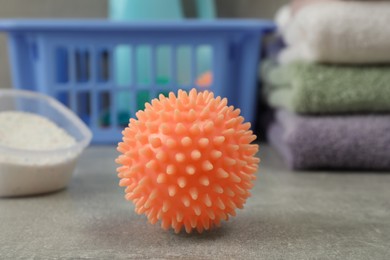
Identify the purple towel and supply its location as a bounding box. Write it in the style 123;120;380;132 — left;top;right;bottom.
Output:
267;110;390;170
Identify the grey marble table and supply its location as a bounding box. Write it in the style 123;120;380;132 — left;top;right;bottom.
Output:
1;145;389;259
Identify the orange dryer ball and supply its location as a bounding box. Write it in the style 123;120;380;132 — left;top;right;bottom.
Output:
116;89;259;234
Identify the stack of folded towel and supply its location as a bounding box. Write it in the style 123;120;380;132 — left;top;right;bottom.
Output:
262;0;390;170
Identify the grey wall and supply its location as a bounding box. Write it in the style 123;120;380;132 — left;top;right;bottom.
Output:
0;0;286;89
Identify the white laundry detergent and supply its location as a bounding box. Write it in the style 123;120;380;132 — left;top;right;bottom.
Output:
0;111;78;197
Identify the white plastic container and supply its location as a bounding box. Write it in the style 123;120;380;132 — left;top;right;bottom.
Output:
0;90;92;197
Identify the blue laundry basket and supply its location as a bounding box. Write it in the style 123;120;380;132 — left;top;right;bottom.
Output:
0;19;275;144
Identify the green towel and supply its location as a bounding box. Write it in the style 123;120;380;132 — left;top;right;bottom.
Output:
261;61;390;114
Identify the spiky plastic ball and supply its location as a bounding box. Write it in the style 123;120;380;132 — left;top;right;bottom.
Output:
116;89;259;233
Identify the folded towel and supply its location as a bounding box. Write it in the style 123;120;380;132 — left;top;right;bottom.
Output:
275;5;292;35
261;61;390;114
268;110;390;170
279;1;390;64
290;0;338;15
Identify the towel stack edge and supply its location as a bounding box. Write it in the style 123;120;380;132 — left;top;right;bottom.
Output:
262;1;390;170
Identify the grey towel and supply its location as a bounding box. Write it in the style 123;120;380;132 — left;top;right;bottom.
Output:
268;110;390;170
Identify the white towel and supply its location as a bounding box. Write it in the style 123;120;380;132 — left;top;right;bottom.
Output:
279;1;390;64
275;5;292;35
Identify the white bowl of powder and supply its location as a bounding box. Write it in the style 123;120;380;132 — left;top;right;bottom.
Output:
0;89;92;197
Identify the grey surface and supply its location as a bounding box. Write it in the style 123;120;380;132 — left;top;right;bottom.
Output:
1;144;389;259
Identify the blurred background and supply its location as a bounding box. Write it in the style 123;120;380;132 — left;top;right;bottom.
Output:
1;0;388;169
0;0;287;89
